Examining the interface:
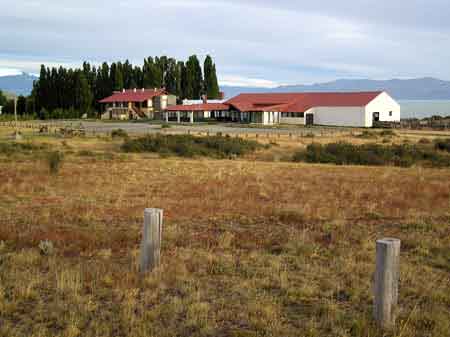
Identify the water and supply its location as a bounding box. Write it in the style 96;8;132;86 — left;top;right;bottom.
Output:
399;100;450;119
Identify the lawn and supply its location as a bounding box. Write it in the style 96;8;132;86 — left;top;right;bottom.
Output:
0;129;449;337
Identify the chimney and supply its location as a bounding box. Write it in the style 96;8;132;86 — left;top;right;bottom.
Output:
202;94;207;104
154;87;157;91
142;88;145;92
218;91;225;100
122;88;125;93
133;88;137;92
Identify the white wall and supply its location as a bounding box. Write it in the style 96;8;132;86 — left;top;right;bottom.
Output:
365;92;401;126
262;111;279;125
280;117;305;125
312;106;368;127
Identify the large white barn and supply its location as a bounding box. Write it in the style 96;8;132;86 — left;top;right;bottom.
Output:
225;91;400;127
165;91;400;127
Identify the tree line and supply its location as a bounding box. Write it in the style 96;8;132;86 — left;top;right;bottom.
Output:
1;55;220;119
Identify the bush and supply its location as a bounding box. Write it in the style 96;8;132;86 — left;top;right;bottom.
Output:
435;138;450;152
419;138;431;144
47;151;64;174
379;129;397;137
357;130;378;139
0;142;47;156
161;124;171;129
121;134;263;158
111;129;129;139
293;142;450;168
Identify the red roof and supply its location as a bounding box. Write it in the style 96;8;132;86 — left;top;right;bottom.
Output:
166;103;230;111
99;88;167;103
225;91;383;113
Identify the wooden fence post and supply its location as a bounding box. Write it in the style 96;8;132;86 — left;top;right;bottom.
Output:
140;208;163;273
374;238;401;329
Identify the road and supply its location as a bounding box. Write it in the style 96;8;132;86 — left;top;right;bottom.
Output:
49;120;353;136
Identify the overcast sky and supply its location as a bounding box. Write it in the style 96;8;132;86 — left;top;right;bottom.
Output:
1;0;449;87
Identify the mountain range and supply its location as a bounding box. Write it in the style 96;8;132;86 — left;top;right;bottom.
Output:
1;73;450;100
221;77;450;100
0;73;37;96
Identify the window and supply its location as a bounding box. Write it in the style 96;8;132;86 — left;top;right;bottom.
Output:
389;111;393;116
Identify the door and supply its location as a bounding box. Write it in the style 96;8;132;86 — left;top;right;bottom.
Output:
305;113;314;126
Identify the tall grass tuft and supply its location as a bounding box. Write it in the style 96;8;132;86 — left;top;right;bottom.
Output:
47;151;64;174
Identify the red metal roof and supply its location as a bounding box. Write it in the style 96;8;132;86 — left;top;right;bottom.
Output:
99;88;168;103
225;91;383;113
166;103;230;111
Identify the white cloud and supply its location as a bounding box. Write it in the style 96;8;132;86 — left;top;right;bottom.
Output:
0;68;23;77
1;0;450;84
220;75;280;88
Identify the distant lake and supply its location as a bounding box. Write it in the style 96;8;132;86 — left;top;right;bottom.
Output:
399;100;450;119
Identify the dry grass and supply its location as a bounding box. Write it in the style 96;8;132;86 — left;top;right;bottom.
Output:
0;130;449;337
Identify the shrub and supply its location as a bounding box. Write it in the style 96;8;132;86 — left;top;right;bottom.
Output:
111;129;129;139
379;129;397;137
293;142;450;168
121;134;263;158
47;151;64;174
435;138;450;153
161;123;171;129
0;142;47;156
419;138;431;144
357;130;378;139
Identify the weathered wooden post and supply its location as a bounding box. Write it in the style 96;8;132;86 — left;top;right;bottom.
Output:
374;238;401;329
140;208;163;273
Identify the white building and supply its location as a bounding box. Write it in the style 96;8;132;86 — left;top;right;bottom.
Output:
225;91;400;127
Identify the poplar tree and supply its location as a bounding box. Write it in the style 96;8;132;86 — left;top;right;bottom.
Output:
30;55;219;117
203;55;220;99
185;55;203;99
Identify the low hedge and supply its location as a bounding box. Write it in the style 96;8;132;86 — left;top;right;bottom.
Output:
293;142;450;168
121;134;264;158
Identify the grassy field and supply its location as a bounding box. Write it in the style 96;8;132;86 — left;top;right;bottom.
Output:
0;126;449;337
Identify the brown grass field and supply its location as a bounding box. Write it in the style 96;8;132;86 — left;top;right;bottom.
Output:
0;126;449;337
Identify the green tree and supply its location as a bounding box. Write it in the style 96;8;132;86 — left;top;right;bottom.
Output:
76;72;93;116
0;90;7;107
165;58;178;95
185;55;203;99
17;95;27;115
114;62;124;91
203;55;220;99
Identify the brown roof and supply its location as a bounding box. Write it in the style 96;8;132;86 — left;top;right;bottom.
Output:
99;88;167;103
166;103;230;111
225;91;383;113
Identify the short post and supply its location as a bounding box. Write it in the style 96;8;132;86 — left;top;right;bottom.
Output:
140;208;163;273
374;238;401;329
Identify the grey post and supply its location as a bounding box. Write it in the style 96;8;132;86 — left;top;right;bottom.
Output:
140;208;163;273
374;238;401;329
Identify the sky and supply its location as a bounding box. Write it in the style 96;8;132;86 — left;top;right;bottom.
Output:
1;0;450;87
